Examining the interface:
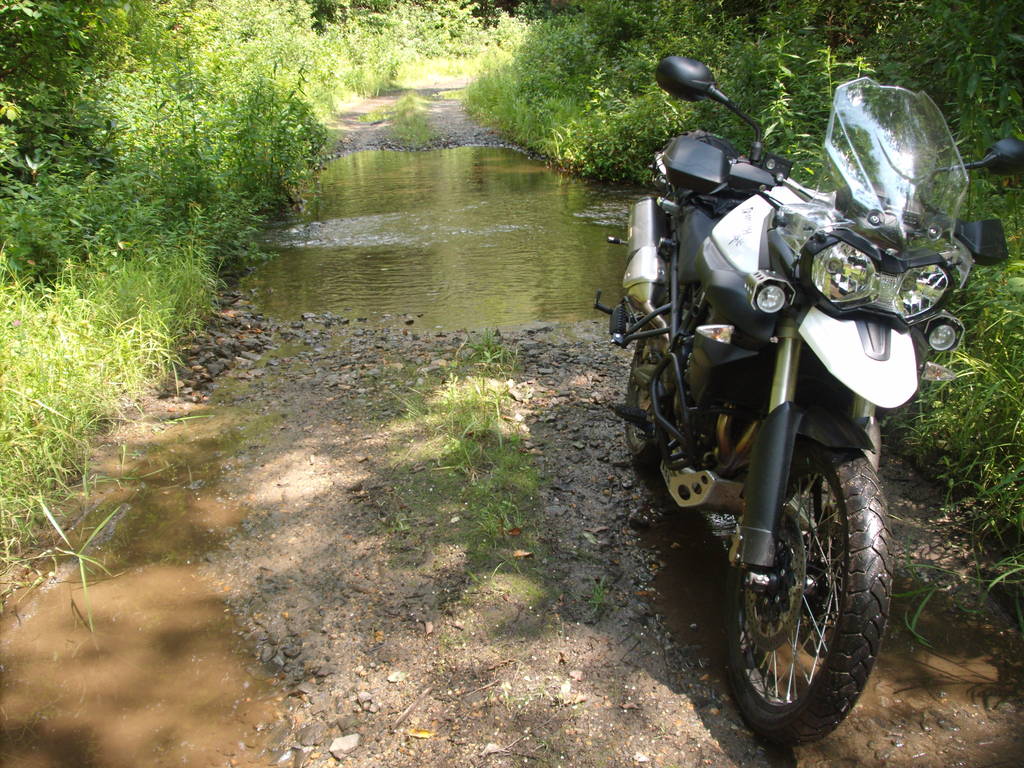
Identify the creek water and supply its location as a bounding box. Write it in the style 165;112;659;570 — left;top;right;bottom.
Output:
249;147;633;327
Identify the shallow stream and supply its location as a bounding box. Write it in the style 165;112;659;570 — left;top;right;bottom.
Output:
250;148;633;327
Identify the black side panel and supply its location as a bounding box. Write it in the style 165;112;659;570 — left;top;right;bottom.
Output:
696;239;776;344
663;136;730;193
676;208;715;283
687;334;768;409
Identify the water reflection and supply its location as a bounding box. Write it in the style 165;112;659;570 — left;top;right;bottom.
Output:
249;148;634;327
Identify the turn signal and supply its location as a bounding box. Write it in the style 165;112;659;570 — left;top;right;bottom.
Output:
922;362;956;381
697;324;734;344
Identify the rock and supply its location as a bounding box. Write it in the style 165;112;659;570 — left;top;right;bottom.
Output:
297;722;326;747
329;734;360;758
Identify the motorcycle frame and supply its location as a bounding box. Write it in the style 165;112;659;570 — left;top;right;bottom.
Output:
620;222;876;571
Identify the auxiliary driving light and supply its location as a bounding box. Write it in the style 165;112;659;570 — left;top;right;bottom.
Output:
746;270;794;314
755;284;787;313
927;323;958;351
921;312;963;352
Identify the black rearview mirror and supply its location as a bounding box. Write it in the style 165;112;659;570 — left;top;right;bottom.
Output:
656;57;722;103
983;137;1024;175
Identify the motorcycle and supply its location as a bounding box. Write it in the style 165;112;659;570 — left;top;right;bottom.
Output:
594;56;1024;743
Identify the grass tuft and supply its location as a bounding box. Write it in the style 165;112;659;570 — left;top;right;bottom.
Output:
391;92;437;147
387;331;540;567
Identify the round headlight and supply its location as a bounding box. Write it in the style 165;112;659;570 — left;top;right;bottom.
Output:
811;242;877;305
900;264;949;318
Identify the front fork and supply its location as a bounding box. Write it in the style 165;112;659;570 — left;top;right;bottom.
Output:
731;317;878;568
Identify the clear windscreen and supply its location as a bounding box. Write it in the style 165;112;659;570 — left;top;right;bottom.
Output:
825;78;967;248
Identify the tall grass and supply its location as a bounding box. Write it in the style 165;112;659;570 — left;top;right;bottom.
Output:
0;250;213;564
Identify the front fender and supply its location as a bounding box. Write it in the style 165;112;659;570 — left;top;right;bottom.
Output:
799;307;918;409
739;402;873;567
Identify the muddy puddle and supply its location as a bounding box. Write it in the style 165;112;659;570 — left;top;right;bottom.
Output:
0;408;279;768
642;497;1024;766
249;147;634;327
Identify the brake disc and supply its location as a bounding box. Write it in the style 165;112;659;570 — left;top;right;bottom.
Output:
745;514;807;651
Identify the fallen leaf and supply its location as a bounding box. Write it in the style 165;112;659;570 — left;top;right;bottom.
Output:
424;621;434;636
387;671;407;683
511;550;533;559
481;743;504;756
407;729;434;739
582;531;599;545
505;527;522;536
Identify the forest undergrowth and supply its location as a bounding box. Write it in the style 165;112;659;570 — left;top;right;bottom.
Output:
0;0;521;587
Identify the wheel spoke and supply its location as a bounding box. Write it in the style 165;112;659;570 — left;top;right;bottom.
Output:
786;611;801;700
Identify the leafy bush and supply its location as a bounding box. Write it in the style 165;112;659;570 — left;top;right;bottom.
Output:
0;0;504;572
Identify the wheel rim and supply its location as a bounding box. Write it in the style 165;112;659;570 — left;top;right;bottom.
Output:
738;472;846;706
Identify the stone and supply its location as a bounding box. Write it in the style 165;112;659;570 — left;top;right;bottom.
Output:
297;722;326;747
329;734;360;758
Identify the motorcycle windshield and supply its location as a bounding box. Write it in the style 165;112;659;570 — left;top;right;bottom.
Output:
825;78;967;248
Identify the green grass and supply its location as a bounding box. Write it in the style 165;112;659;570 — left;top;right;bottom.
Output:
387;331;541;568
0;251;213;576
391;92;437;147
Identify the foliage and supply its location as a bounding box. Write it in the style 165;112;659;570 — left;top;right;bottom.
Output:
0;0;505;576
468;0;1024;576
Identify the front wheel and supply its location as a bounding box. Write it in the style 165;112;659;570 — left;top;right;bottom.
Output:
726;444;892;744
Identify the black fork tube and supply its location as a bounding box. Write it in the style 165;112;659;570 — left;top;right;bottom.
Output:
739;317;801;567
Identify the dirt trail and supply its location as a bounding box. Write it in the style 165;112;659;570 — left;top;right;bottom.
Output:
3;85;1021;768
325;78;511;156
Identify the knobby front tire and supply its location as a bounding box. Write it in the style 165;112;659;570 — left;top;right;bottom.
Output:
726;445;892;744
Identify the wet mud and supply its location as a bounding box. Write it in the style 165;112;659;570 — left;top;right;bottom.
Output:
0;409;280;767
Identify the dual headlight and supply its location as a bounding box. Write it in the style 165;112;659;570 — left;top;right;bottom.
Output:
809;241;950;320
